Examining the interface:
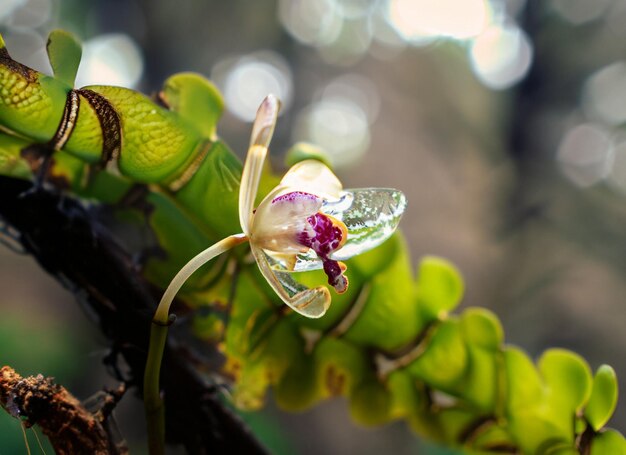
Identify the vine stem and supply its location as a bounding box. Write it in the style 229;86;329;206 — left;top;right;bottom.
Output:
144;233;248;455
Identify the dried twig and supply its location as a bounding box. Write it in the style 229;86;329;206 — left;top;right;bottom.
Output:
0;366;126;454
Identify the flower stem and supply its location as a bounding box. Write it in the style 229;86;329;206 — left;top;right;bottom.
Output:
144;233;248;455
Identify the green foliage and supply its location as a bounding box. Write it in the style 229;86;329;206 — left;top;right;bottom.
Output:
284;142;333;169
0;30;624;454
591;429;626;455
46;29;82;87
159;72;224;140
586;365;619;432
416;256;464;321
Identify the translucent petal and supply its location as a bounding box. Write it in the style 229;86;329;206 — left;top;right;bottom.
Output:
269;249;322;272
279;159;343;199
329;188;407;260
251;245;331;318
251;187;322;253
238;95;280;235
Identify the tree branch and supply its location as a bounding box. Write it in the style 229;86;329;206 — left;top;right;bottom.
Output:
0;176;268;454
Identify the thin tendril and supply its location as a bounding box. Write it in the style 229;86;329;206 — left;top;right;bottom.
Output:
20;422;31;455
32;427;47;455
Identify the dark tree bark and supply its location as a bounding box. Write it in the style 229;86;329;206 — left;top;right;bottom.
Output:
0;176;268;454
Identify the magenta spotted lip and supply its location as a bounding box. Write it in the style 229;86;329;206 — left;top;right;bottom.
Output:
271;191;319;205
296;210;349;293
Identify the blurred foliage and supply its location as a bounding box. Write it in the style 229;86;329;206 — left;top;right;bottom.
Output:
0;27;624;454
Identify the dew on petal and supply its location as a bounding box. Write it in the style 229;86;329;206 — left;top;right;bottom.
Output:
329;188;407;260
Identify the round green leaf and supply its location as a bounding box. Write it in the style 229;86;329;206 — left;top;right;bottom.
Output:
585;364;619;431
416;256;464;321
456;346;497;411
538;349;592;413
274;354;320;412
46;29;82;87
504;346;543;412
160;72;224;139
284;142;333;169
314;337;368;398
591;429;626;455
349;379;392;426
387;370;423;418
460;307;504;350
470;423;516;452
407;319;468;388
343;239;422;351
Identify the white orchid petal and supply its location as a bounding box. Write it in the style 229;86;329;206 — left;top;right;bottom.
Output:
238;95;280;235
279;159;343;200
251;187;322;253
250;94;280;148
239;145;266;236
250;245;331;318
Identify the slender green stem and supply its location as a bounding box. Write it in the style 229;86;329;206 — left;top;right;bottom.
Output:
144;233;248;455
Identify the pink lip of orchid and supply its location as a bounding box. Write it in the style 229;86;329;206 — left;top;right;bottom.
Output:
239;94;407;318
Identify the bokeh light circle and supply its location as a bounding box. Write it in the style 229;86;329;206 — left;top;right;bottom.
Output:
557;123;614;187
470;22;533;90
75;34;144;89
212;52;293;122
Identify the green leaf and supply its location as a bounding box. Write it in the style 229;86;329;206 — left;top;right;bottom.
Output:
457;345;498;411
416;256;464;321
387;370;424;419
469;423;516;452
284;142;333;168
142;190;223;291
0;133;33;179
160;72;224;139
503;347;543;413
585;364;619;431
314;337;368;398
46;29;82;87
349;231;402;279
509;413;567;454
538;349;592;414
538;444;578;455
274;353;320;412
191;313;224;343
343;237;422;352
591;429;626;455
460;307;503;351
407;319;468;389
438;407;480;444
349;379;392;426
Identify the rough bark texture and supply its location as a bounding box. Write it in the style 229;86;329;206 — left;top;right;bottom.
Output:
0;176;268;454
0;366;125;454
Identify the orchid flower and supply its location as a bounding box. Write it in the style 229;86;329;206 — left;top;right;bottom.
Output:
145;94;406;451
153;94;406;323
239;95;407;318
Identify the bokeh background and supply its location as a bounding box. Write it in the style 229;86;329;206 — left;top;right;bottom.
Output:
1;0;626;453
